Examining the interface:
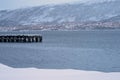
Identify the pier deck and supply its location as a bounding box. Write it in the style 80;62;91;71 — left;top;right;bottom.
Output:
0;35;42;43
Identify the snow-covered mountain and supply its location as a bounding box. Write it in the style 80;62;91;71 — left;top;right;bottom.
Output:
103;15;120;22
0;0;120;27
0;0;120;31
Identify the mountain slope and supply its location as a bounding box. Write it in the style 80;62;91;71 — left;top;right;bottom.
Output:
0;0;120;26
103;15;120;22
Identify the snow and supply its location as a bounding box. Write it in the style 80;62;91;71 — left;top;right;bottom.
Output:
49;7;55;11
88;17;98;21
28;7;55;24
60;17;76;23
0;63;120;80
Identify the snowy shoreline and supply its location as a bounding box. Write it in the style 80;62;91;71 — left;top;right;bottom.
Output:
0;64;120;80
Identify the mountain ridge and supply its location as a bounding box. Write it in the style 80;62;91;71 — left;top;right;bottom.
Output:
0;0;120;31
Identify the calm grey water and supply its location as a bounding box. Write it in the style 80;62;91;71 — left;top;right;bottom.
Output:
0;31;120;72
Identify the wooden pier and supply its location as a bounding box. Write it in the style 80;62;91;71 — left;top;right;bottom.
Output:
0;35;42;43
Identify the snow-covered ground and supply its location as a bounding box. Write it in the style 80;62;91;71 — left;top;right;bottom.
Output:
0;63;120;80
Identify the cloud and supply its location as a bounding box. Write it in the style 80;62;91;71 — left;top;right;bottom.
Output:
27;0;116;5
0;0;116;10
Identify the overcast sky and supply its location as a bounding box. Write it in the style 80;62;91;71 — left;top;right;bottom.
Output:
0;0;115;10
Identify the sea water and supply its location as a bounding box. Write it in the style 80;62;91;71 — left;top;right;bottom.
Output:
0;30;120;72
